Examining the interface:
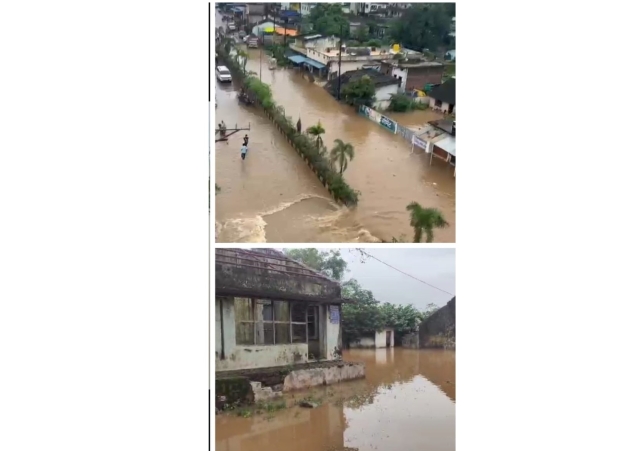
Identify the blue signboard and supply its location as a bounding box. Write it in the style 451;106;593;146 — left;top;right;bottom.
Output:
330;306;340;324
380;115;397;133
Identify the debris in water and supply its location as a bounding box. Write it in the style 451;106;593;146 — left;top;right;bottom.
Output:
299;401;319;408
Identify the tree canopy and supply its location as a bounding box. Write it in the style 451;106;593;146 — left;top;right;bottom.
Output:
340;75;376;107
308;3;350;37
389;4;454;52
284;248;348;281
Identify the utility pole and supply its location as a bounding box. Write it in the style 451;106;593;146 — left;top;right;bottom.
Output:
337;24;343;100
283;17;288;46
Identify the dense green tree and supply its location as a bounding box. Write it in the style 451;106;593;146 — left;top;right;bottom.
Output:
330;139;355;175
340;75;376;107
356;24;369;42
390;4;454;51
406;202;450;243
308;3;350;37
284;248;348;281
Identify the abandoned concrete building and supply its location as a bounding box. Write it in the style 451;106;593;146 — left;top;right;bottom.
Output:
349;328;395;349
215;248;365;406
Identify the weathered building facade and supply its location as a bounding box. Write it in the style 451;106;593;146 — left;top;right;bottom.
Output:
215;248;348;371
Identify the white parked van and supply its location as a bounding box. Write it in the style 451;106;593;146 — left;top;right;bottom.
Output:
216;66;232;82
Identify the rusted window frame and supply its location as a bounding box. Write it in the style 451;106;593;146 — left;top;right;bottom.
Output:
235;298;308;346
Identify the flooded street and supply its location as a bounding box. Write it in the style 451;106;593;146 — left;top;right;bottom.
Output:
215;349;455;451
215;13;456;242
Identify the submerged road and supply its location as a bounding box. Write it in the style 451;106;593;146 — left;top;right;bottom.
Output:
215;13;456;243
216;348;456;451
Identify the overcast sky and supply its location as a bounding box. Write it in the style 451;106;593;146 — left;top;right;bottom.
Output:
287;248;455;310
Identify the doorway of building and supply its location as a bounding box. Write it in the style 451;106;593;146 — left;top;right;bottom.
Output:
386;330;392;348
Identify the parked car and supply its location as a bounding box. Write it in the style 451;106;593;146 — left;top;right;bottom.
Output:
227;23;236;32
216;66;232;82
239;30;246;39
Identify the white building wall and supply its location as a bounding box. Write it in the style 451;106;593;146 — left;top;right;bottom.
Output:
391;67;408;91
324;304;342;360
350;336;376;348
375;330;387;348
374;329;394;348
373;84;399;110
328;60;367;79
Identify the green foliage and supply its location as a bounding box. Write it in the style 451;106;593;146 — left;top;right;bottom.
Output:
356;25;369;42
267;44;290;66
340;75;376;107
330;139;355;175
283;249;348;281
390;4;454;52
444;63;456;79
366;39;382;48
388;94;414;112
406;202;449;243
388;94;429;112
215;184;221;195
245;76;275;109
306;121;326;150
308;4;350;37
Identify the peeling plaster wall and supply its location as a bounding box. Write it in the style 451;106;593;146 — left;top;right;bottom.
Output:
217;343;309;371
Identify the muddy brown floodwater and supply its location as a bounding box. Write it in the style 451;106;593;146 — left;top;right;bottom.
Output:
215;349;455;451
215;13;455;243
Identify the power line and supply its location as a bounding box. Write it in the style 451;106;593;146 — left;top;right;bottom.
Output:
355;249;454;296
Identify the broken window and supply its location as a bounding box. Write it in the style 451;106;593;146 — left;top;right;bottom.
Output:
256;300;274;345
234;298;254;345
291;303;307;343
307;306;318;340
274;301;290;344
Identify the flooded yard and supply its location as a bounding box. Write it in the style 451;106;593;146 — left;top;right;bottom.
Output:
215;348;455;451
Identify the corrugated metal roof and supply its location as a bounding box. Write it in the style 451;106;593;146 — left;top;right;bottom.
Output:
433;135;456;156
303;57;326;70
288;55;307;64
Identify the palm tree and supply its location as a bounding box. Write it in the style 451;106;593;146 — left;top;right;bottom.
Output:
330;139;355;175
405;202;449;243
306;121;326;150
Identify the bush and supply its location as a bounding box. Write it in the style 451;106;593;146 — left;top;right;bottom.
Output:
388;93;414;112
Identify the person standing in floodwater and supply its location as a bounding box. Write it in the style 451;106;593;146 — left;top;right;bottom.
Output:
242;134;249;146
240;144;248;160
